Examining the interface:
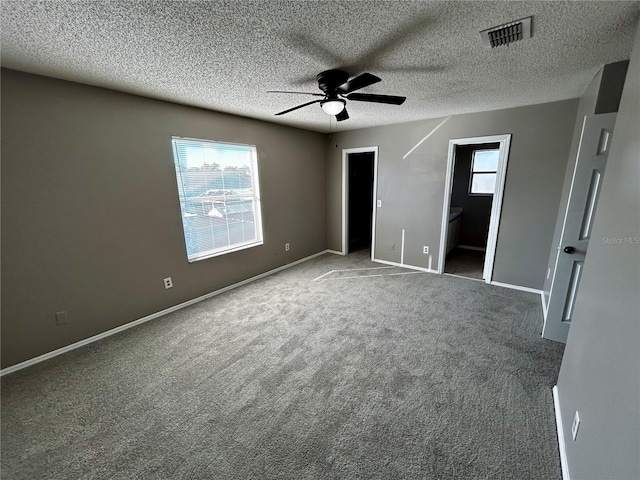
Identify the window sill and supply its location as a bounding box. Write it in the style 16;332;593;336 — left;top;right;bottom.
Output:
187;240;263;263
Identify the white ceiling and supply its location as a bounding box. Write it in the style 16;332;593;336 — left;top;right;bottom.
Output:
2;1;639;133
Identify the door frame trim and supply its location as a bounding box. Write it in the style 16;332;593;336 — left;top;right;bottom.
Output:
438;134;512;283
342;146;379;259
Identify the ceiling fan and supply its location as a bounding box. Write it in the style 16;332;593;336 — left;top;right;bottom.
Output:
268;69;406;121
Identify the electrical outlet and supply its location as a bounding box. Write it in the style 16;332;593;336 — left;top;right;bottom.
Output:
377;200;382;207
285;243;290;251
55;311;68;325
391;243;395;251
164;277;173;289
571;411;580;441
423;246;429;255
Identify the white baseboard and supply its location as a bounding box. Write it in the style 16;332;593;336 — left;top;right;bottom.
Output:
0;250;331;377
553;386;571;480
326;249;345;256
490;280;543;295
372;258;438;274
457;245;486;252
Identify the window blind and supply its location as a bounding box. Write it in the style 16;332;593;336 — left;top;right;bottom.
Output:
171;137;263;261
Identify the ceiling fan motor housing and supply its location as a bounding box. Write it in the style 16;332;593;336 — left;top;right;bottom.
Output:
317;69;349;93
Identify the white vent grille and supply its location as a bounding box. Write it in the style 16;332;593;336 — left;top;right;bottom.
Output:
480;17;532;48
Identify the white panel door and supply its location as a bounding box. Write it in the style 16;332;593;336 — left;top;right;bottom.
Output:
543;113;617;343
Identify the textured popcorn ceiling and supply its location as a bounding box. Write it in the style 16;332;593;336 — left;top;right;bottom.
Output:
2;1;639;132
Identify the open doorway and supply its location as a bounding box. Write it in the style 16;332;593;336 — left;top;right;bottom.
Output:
439;135;511;283
342;147;378;257
444;143;500;279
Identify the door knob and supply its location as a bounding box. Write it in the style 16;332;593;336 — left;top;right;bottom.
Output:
563;246;575;254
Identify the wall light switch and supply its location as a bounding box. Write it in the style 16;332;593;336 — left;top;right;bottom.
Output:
377;200;382;208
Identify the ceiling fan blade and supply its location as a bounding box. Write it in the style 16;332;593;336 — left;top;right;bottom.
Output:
337;73;381;93
346;93;406;105
275;99;323;116
267;90;324;97
336;108;349;122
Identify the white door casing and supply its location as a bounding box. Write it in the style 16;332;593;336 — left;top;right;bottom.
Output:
439;134;511;283
543;113;617;343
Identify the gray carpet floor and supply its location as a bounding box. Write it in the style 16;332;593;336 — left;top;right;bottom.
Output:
1;251;565;479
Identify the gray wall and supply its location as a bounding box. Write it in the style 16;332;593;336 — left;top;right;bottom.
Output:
555;23;640;479
1;69;327;368
595;60;629;114
450;144;498;249
327;100;578;289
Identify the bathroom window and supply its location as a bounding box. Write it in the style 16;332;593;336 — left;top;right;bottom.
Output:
171;137;263;262
469;149;499;195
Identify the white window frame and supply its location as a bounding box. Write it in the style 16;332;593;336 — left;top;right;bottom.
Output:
468;149;500;196
171;136;263;262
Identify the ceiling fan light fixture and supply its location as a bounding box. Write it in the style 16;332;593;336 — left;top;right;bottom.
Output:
321;99;345;115
271;70;405;119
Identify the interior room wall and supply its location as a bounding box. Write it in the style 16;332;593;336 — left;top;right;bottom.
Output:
450;144;499;249
555;22;639;479
1;69;327;368
326;99;578;289
595;60;630;114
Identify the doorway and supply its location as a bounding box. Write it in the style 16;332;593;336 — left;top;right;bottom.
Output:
342;147;378;257
438;134;511;283
444;143;500;279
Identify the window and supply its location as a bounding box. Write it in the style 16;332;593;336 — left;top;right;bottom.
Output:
469;149;499;195
171;137;263;262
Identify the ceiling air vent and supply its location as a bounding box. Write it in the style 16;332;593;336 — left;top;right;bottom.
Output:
480;16;532;48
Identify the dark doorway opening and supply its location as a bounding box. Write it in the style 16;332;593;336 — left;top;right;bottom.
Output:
348;152;375;254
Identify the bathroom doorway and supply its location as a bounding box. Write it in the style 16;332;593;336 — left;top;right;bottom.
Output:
439;135;511;283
